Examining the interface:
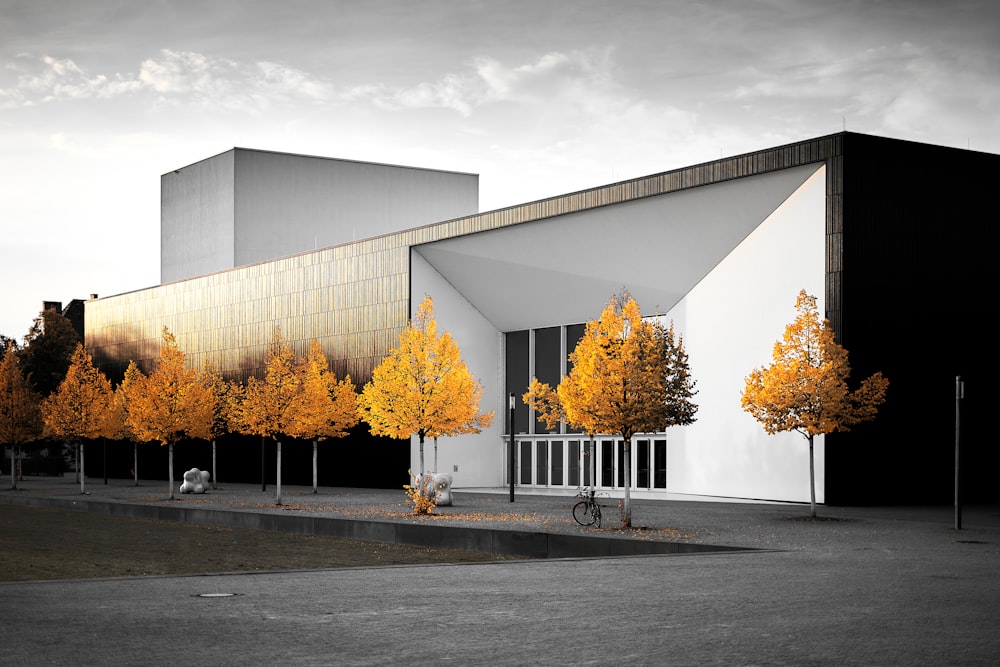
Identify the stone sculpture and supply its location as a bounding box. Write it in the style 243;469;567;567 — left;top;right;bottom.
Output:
179;468;211;494
429;472;453;506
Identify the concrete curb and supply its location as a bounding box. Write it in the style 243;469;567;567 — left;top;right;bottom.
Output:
0;492;752;559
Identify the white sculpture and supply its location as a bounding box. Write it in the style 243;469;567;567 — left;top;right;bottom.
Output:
429;472;453;506
179;468;211;494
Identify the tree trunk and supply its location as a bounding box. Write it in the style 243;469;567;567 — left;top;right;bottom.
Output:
75;443;79;484
276;439;282;506
9;445;15;490
212;439;217;490
809;434;817;518
433;437;438;472
418;433;425;476
168;443;175;500
312;440;318;494
623;437;632;528
133;442;139;486
588;436;596;490
79;443;86;494
103;438;108;485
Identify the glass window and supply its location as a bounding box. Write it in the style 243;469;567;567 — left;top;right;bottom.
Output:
568;440;580;487
533;327;561;434
563;324;586;434
565;324;586;363
617;440;626;488
601;440;615;488
551;441;564;486
519;440;532;485
505;331;529;433
637;439;650;488
535;441;548;485
654;439;667;489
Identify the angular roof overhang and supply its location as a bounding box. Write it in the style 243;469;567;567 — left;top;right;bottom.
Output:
413;163;823;331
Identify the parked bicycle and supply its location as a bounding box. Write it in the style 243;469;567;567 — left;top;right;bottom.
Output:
572;487;602;527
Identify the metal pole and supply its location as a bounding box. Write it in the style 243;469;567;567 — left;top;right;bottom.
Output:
509;393;515;503
955;375;963;530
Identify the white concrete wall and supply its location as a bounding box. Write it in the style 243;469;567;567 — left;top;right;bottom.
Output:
410;164;827;501
235;150;479;269
409;252;504;487
161;149;479;284
662;166;827;502
161;151;235;284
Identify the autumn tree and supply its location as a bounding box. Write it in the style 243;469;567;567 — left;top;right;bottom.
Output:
40;343;117;494
524;294;698;528
196;361;237;490
120;328;218;499
358;296;493;478
228;328;301;505
741;290;889;517
18;308;80;397
0;336;16;359
284;339;358;493
110;368;141;485
1;341;42;489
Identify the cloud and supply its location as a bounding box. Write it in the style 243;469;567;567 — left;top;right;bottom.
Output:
1;47;692;136
367;49;622;117
3;55;142;106
726;40;1000;140
1;50;336;112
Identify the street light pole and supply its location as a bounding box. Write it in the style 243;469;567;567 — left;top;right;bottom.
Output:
509;393;515;503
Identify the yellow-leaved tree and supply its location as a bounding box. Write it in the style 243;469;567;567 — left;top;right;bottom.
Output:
109;370;140;486
524;293;698;528
358;296;493;484
199;360;237;490
284;339;359;493
40;343;117;494
741;290;889;517
1;341;42;490
120;328;219;499
228;328;301;506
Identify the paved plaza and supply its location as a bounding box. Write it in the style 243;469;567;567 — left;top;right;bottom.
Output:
2;478;998;665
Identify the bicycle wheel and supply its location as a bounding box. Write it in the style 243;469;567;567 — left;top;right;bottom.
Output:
573;500;597;526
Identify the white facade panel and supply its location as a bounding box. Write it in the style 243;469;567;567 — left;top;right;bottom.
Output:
663;166;827;502
409;252;504;484
413;163;827;501
161;149;478;284
160;151;235;284
233;150;479;268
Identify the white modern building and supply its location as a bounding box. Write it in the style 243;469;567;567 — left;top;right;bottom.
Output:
86;133;1000;505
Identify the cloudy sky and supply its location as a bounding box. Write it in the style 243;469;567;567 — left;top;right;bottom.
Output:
2;0;998;339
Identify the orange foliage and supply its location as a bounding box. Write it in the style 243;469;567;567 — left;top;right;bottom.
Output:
523;293;698;528
741;290;889;517
741;290;889;439
119;328;220;498
41;343;116;443
357;296;493;475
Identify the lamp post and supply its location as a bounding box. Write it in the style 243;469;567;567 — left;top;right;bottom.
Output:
509;392;516;503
